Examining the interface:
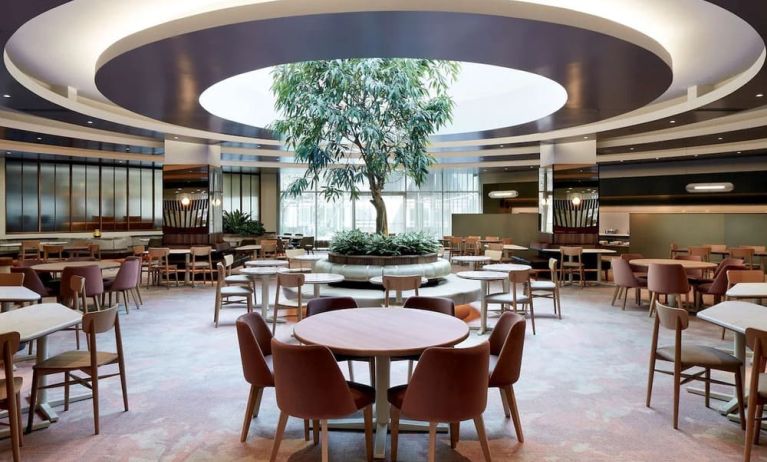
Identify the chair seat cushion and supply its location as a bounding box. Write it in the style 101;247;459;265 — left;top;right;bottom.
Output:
0;377;23;400
530;280;556;290
695;283;714;294
35;351;119;370
486;292;530;304
189;262;210;268
224;275;250;284
347;381;375;410
562;262;583;268
656;345;741;369
221;286;253;296
387;384;408;409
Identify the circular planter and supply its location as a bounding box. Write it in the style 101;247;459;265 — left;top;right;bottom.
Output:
326;252;438;266
315;253;451;282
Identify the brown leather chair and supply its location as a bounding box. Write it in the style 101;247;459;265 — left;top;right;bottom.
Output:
645;302;744;430
744;328;767;461
306;297;374;384
611;257;647;310
488;312;526;442
674;255;705;280
11;266;54;299
27;306;129;435
0;331;23;462
388;341;492;462
647;263;690;317
235;312;275;442
270;338;374;462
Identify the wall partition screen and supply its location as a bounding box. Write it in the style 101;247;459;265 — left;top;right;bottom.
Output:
5;159;162;233
223;171;260;220
279;168;480;239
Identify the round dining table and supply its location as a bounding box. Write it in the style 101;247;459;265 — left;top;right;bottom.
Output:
245;259;289;268
456;270;507;334
31;259;121;273
293;308;469;459
629;258;717;271
301;272;344;298
240;266;285;319
451;255;492;270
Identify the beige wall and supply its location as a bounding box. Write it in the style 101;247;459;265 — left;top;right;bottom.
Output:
260;171;279;233
452;212;539;258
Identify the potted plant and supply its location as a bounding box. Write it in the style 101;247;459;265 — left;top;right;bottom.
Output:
223;210;266;240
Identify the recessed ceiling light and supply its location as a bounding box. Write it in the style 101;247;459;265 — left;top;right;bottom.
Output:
504;168;508;171
619;160;624;163
87;120;93;124
4;151;10;154
757;93;764;98
36;137;42;141
669;120;676;124
694;154;698;157
173;136;178;140
737;151;742;154
125;147;131;152
583;136;589;139
717;137;723;140
655;157;660;160
629;147;635;151
499;145;504;148
2;94;10;98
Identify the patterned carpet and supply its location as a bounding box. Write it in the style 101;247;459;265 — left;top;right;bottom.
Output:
2;279;765;461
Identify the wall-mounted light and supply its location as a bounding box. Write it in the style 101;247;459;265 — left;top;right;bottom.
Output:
571;194;582;206
179;194;192;206
488;190;519;199
685;182;734;193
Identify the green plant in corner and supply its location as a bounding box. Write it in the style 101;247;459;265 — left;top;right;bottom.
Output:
271;58;459;235
223;210;265;236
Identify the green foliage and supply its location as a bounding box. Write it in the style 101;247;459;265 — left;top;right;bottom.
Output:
329;230;439;256
270;58;459;234
223;210;265;236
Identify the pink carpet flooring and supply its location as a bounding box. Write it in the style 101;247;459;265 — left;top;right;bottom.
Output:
2;280;765;461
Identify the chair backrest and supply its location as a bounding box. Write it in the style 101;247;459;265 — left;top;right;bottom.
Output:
502;238;514;245
11;266;47;297
729;247;754;259
69;275;87;312
706;244;728;253
620;253;644;262
191;246;212;257
647;263;689;294
484;249;503;262
484;236;499;241
401;342;490;421
746;328;767;374
674;254;704;277
223;254;234;268
727;269;765;286
285;248;305;258
132;245;145;256
271;338;357;419
708;264;746;294
508;269;530;285
276;271;304;288
487;243;504;251
299;236;314;247
687;246;711;260
0;331;21;405
715;258;745;276
742;245;766;253
61;265;105;300
147;247;170;261
42;244;64;261
449;237;463;249
236;313;274;387
464;237;480;252
488;312;525;385
548;258;559;283
0;272;24;286
82;305;118;335
402;296;455;316
261;239;278;252
110;258;141;291
382;275;422;292
611;258;641;288
215;262;226;289
655;302;689;331
21;240;41;257
560;246;583;258
306;296;358;317
669;242;678;258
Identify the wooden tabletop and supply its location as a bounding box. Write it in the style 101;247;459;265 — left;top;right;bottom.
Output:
302;273;344;285
0;303;82;342
31;260;121;272
629;258;717;270
503;244;528;251
482;263;532;272
698;301;767;334
0;286;42;302
245;259;289;267
168;249;191;255
294;308;469;357
726;283;767;299
456;270;507;281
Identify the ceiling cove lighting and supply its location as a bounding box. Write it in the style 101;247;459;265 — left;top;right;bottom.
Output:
488;190;519;199
685;182;734;193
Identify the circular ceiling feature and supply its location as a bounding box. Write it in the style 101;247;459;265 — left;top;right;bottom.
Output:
199;62;569;136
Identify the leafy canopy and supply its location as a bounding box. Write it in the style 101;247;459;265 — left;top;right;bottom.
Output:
271;58;459;200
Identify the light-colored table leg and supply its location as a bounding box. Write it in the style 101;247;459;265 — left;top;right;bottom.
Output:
395;289;403;305
480;280;489;335
374;355;391;459
260;276;270;319
184;254;191;284
1;301;12;313
314;284;321;299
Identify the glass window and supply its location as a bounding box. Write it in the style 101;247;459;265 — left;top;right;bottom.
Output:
22;162;38;232
316;195;352;240
128;168;141;225
86;165;100;229
71;164;86;230
55;164;70;231
5;162;22;233
114;166;127;226
40;163;56;231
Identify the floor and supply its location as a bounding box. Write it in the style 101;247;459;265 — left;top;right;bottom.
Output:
2;276;766;461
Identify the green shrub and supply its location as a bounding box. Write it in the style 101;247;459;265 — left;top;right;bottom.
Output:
223;210;266;236
329;230;439;256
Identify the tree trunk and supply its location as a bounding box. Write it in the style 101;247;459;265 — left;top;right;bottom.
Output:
370;187;388;235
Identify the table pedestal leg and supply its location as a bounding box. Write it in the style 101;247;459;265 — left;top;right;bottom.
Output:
260;277;270;319
314;285;321;299
374;356;390;459
395;289;403;305
184;255;191;285
480;281;489;335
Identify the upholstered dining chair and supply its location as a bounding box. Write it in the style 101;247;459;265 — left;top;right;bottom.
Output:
382;275;422;307
222;254;252;288
674;255;705;280
270;338;374;462
647;263;690;317
744;328;767;461
486;269;536;334
235;312;275;442
645;302;745;430
488;312;526;442
11;266;53;300
213;262;253;328
530;258;561;319
693;263;745;308
0;331;23;462
388;342;492;462
27;306;129;435
60;265;105;312
103;258;141;314
687;245;712;262
306;296;375;385
611;257;648;310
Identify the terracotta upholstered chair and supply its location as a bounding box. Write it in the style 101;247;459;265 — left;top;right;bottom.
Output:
11;266;54;299
674;255;705;280
235;312;275;442
60;265;105;312
306;297;374;385
744;328;767;461
395;296;457;380
488;312;526;442
620;253;646;278
647;264;690;317
388;342;492;462
611;257;647;310
103;258;141;314
382;275;421;307
530;258;562;319
27;306;129;435
645;302;744;430
693;263;745;308
0;331;23;462
559;246;585;287
270;338;374;462
213;263;253;328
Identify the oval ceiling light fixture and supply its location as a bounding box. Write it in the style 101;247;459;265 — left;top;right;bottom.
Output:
685;182;734;193
488;190;519;199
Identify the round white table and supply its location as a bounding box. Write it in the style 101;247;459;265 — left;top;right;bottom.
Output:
245;259;289;268
302;272;344;298
290;254;325;271
236;244;262;259
293;308;469;459
629;258;718;270
452;255;492;270
482;263;531;272
456;270;507;334
368;275;428;305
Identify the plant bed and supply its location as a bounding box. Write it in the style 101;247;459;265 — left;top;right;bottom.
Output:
327;252;438;266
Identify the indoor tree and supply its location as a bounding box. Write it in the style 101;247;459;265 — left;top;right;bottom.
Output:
271;58;458;235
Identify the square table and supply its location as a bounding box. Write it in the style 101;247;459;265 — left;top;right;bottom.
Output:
0;286;42;312
726;283;767;301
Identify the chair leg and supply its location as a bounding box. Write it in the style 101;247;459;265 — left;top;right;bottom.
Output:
449;421;460;449
407;360;414;382
313;419;320;445
499;387;511;417
8;391;20;462
648;292;657;317
611;286;621;306
756;405;765;445
240;385;259;442
473;415;492;462
391;406;401;462
704;368;710;408
528;299;536;335
304;419;310;441
26;371;39;433
368;359;376;386
64;372;70;411
347;360;355;382
269;411;288;462
214;293;221;328
673;363;681;430
745;387;759;461
92;365;100;435
321;419;329;462
428;421;438;462
506;385;524;442
734;369;746;431
646;354;656;407
363;405;373;462
134;285;143;305
556;288;562;319
622;288;628;310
